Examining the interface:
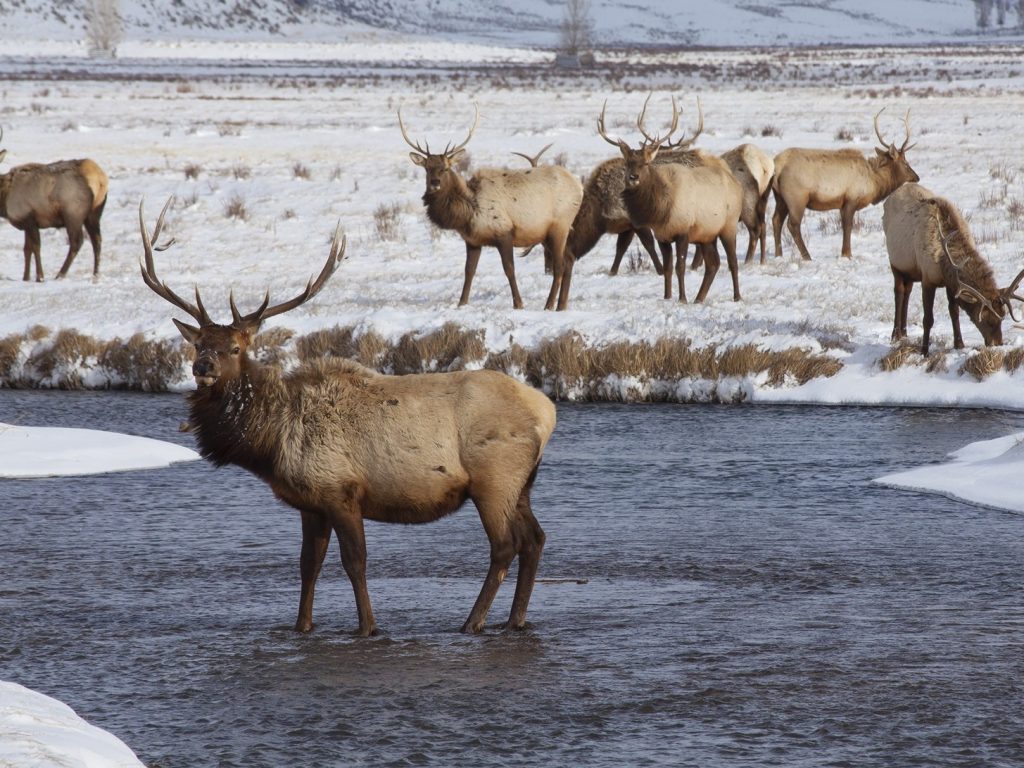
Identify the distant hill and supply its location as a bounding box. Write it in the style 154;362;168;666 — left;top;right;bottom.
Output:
0;0;1020;48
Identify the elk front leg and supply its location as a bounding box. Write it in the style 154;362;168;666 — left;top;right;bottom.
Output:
331;506;377;637
660;240;675;299
946;285;965;349
891;268;910;341
464;486;519;633
610;231;634;276
786;205;813;261
633;228;664;275
674;234;691;302
722;232;741;302
458;244;482;307
839;202;857;259
295;510;332;633
555;252;576;311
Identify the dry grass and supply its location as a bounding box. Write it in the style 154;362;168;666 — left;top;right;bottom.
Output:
373;202;403;241
100;333;189;391
183;162;202;180
292;161;312;180
28;329;103;389
224;194;249;221
390;324;486;374
0;332;26;384
1003;347;1024;374
960;347;1005;380
878;340;920;371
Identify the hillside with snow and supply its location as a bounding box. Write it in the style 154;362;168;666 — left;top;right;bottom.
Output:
0;0;1020;48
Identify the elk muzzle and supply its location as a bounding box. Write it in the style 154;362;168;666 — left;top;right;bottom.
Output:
192;355;220;387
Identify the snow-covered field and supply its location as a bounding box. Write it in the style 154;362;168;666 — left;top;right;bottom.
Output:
2;44;1024;407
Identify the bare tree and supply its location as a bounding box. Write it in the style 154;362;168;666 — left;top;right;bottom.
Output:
976;0;993;29
85;0;123;58
560;0;593;56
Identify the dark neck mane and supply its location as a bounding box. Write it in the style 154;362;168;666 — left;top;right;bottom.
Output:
187;361;283;479
423;174;476;233
623;167;673;230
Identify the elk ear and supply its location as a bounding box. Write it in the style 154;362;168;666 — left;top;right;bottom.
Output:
172;318;202;344
409;152;427;167
874;147;889;160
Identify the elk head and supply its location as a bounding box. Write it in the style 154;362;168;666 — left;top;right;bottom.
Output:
938;222;1024;347
400;105;479;196
139;198;345;388
873;108;920;186
598;95;700;191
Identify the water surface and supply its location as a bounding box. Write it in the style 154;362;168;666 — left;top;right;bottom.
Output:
2;392;1023;767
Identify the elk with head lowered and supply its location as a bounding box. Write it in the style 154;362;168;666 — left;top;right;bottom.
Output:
138;199;557;636
0;128;108;281
772;108;919;261
602;97;743;304
401;106;583;310
883;182;1024;356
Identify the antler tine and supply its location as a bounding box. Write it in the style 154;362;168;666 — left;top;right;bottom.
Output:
237;222;347;328
448;103;479;157
397;107;430;156
511;142;554;167
899;108;915;153
1000;265;1024;320
138;198;211;325
637;94;681;148
636;93;656;143
873;107;892;150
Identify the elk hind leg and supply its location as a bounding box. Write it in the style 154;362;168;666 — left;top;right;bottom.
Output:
330;500;377;637
694;240;722;303
772;189;789;259
756;187;771;263
506;467;545;630
497;237;526;310
85;205;103;277
23;227;42;282
295;510;332;633
785;204;813;261
57;222;86;279
610;231;633;276
463;490;519;634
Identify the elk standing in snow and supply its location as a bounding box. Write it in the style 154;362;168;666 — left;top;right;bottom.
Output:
138;200;556;636
0;129;108;281
772;108;919;260
401;107;582;310
720;143;774;264
602;98;743;304
883;183;1024;356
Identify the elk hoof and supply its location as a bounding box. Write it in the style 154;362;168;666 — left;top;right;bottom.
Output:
294;620;315;634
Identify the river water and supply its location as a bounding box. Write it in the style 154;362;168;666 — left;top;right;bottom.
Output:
2;391;1023;767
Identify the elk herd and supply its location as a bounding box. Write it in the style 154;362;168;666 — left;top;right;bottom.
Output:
3;94;1022;637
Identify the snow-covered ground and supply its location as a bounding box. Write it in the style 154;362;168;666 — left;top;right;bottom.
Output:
0;681;145;768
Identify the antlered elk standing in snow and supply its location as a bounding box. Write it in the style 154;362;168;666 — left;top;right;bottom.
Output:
401;106;583;310
604;98;743;304
883;183;1024;356
720;143;774;264
0;129;108;281
138;200;556;636
772;108;919;261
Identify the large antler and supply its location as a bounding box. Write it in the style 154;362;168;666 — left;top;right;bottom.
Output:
139;198;213;326
230;223;346;329
874;107;915;153
511;142;553;167
399;105;478;159
596;100;631;152
1000;267;1024;321
936;214;1006;319
636;94;681;149
663;98;704;151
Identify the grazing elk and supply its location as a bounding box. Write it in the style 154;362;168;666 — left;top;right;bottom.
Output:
400;106;583;310
883;183;1024;356
138;199;556;636
0;129;108;281
772;108;919;261
602;97;743;304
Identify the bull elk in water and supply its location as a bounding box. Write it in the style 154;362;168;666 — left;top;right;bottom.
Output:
0;129;109;281
400;106;583;310
883;183;1024;356
138;200;557;636
772;108;920;261
603;97;744;304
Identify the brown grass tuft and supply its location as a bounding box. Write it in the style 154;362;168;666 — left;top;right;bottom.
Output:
252;327;296;367
389;323;486;374
0;333;26;384
879;341;920;372
100;333;190;391
960;347;1005;380
28;329;103;389
1002;347;1024;374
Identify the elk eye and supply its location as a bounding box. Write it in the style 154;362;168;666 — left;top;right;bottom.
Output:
231;346;241;355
